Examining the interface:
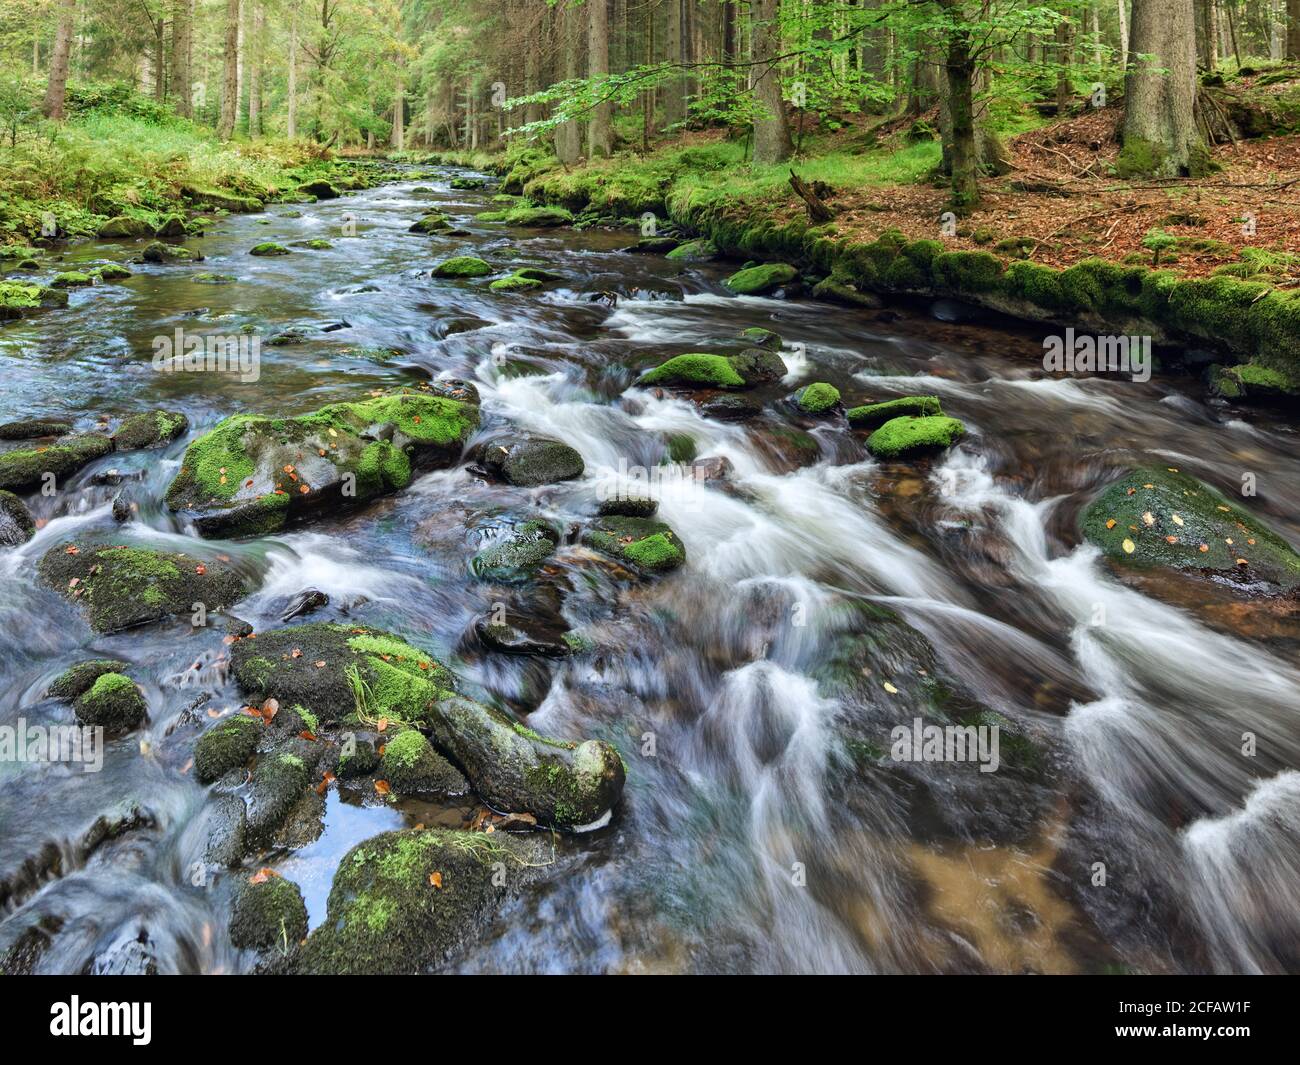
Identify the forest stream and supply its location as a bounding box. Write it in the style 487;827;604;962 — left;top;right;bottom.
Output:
1;166;1299;975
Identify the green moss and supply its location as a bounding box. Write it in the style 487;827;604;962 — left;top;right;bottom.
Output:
501;205;573;227
51;271;94;288
73;672;146;730
866;415;966;458
249;242;290;256
796;382;840;414
488;271;544;292
47;659;129;700
1115;137;1166;179
582;514;686;574
431;255;493;278
723;262;798;295
640;353;745;388
931;251;1004;294
0;433;113;492
665;238;718;261
194;715;264;783
230;876;308;951
846;395;942;429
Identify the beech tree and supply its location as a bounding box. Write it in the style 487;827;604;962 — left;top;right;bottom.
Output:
1121;0;1205;175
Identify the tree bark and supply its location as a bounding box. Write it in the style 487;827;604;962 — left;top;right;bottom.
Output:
663;0;687;129
287;6;298;138
42;0;76;120
218;0;241;139
588;0;613;157
171;0;192;117
752;0;792;163
248;3;264;136
1287;0;1300;58
555;0;583;163
937;1;980;211
1122;0;1203;175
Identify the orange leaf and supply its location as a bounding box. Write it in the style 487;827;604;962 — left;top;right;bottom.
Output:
374;780;391;796
249;867;280;885
376;717;389;732
195;563;207;575
429;871;443;888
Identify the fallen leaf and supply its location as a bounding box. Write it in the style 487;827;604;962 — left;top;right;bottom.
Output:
249;867;279;884
1171;514;1184;526
374;779;391;796
376;717;389;732
195;563;207;575
1199;544;1209;553
883;681;899;694
1105;518;1116;529
1122;538;1136;554
1142;511;1155;526
429;871;442;888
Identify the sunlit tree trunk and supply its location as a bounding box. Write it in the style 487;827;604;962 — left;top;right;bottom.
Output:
218;0;240;139
42;0;76;120
1122;0;1203;175
752;0;792;163
588;0;613;156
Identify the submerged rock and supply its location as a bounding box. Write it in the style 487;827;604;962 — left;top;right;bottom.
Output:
470;520;560;581
866;415;965;458
112;410;188;451
724;262;799;296
230;875;309;951
73;672;146;730
0;433;112;492
0;490;34;546
846;395;943;429
1080;466;1300;593
476;435;584;487
294;828;550;974
581;514;686;574
623;236;680;254
141;241;203;264
165;387;479;537
37;541;247;633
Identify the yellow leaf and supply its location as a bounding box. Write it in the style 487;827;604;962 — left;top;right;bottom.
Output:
1122;538;1136;554
1171;514;1184;526
1142;512;1155;526
883;681;899;694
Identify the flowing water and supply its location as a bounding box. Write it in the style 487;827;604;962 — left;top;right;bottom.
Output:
1;168;1298;974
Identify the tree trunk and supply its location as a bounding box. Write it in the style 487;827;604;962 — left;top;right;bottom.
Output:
663;0;686;129
752;0;792;163
1117;0;1129;70
1122;0;1203;175
247;3;264;136
154;18;167;101
287;7;298;138
42;0;76;120
1288;0;1300;58
939;2;980;211
588;0;613;157
555;0;583;163
171;0;192;117
392;75;405;151
218;0;241;139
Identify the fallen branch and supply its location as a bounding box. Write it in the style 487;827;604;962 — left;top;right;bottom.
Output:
789;170;834;223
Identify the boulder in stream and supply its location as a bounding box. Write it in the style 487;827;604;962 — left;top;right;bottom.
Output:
38;541;248;633
724;262;799;296
846;395;943;429
229;622;625;829
581;514;686;574
165;386;479;537
866;415;966;458
0;281;68;319
0;490;34;546
73;672;146;730
47;658;130;699
475;434;584;487
0;433;113;492
293;828;552;974
1081;466;1300;593
431;255;493;278
111;410;188;451
230;874;309;951
795;382;841;414
194;715;264;783
378;730;468;797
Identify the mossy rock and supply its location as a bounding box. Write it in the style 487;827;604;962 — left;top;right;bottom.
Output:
379;730;468;797
0;419;71;439
846;395;943;429
640;353;745;389
249;242;290;257
502;205;573;227
581;514;686;574
73;672;146;730
738;326;783;350
337;735;380;778
194;715;264;783
141;242;203;264
112;410;188;451
432;255;493;279
230;875;309;951
0;433;113;492
192;273;237;285
597;495;658;518
409;212;453;234
231;622;625;828
97;216;153;239
230;622;456;728
624;236;680;254
931;251;1005;295
154;215;186;238
297;179;340;200
476;435;584;487
866;415;966;458
293;828;550;974
488;271;544;293
0;490;35;547
666;238;718;262
0;281;67;320
38;541;247;633
449;176;488;190
428;696;626;828
796;382;841;414
1208;363;1298;403
47;658;129;699
729;346;788;386
50;272;93;288
470;520;560;581
180;185;263;212
89;263;132;282
724;263;799;296
247;748;314;845
165;387;479;537
1080;467;1300;592
296;239;333;250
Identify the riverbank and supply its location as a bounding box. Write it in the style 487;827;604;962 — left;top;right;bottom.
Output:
416;67;1300;402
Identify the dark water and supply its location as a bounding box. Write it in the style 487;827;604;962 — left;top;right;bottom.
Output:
2;169;1299;974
